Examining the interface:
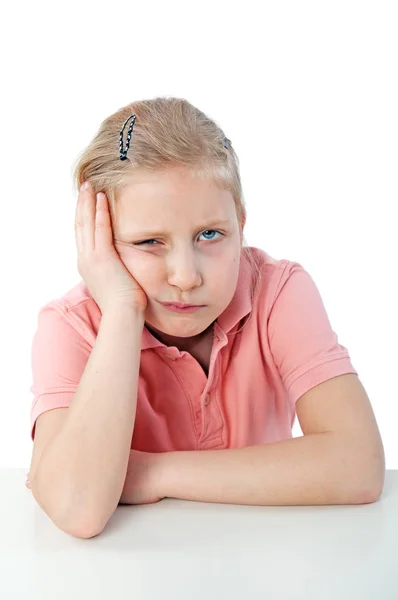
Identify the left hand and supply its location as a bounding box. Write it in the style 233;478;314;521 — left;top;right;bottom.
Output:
119;449;166;505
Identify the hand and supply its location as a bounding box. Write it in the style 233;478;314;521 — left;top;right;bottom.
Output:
25;473;31;489
119;449;166;505
75;182;148;315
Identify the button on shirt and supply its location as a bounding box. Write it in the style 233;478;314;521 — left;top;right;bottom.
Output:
29;247;357;451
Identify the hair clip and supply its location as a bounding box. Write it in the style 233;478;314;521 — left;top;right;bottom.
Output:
119;114;136;161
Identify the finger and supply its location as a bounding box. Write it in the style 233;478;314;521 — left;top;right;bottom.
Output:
76;182;95;253
75;183;90;254
83;183;96;252
75;186;85;254
94;192;114;251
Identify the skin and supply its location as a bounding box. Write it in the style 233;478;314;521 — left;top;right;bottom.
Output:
110;166;246;352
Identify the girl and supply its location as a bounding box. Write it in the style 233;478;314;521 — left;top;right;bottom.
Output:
27;97;383;538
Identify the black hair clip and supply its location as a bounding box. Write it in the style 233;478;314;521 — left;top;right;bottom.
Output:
119;114;136;161
223;137;231;150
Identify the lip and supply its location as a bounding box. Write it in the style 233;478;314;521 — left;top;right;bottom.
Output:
159;301;206;313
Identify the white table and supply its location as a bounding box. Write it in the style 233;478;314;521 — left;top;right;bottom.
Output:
1;468;397;599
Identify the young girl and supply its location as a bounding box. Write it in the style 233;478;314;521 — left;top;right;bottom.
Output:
27;97;384;538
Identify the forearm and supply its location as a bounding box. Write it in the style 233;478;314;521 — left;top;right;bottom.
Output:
32;307;145;536
161;432;375;506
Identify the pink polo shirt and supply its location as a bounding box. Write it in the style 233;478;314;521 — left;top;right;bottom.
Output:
29;246;357;450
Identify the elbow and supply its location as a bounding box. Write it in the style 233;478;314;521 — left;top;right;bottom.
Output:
31;480;108;539
352;459;386;505
56;510;108;539
58;489;123;538
342;434;386;505
363;444;386;503
356;473;385;505
355;484;384;505
57;502;114;539
62;522;105;539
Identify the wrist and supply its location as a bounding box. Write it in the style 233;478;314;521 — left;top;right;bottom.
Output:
101;305;146;325
154;451;173;499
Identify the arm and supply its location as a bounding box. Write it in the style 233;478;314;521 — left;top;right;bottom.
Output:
153;374;385;507
157;432;381;506
31;307;145;537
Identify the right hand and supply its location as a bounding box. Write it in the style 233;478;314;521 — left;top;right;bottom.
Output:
75;182;148;315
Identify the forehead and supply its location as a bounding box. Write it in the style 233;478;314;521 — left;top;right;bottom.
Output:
115;168;236;232
118;167;229;201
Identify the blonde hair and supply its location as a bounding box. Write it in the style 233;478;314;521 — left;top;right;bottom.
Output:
72;96;263;302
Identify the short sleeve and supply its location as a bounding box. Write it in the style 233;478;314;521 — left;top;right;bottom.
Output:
29;302;92;442
268;262;358;407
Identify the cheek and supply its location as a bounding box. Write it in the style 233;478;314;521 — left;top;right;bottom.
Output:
117;248;155;278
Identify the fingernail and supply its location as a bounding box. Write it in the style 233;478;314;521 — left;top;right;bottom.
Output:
80;182;89;192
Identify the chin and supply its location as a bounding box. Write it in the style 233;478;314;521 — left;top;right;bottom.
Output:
146;316;210;339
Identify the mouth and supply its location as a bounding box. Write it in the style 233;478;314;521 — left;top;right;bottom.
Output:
158;301;206;313
161;301;204;309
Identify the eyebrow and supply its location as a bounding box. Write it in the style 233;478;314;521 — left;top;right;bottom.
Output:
121;219;232;238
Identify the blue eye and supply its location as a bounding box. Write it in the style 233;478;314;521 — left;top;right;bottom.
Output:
199;230;222;241
134;230;223;246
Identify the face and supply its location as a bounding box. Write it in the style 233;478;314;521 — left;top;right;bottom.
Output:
111;166;245;346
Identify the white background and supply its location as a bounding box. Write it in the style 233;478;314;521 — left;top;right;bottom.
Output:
1;1;396;469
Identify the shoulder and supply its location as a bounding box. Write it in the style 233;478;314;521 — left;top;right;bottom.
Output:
34;280;102;344
243;246;306;308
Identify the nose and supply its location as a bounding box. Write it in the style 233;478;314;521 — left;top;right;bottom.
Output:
167;249;202;291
